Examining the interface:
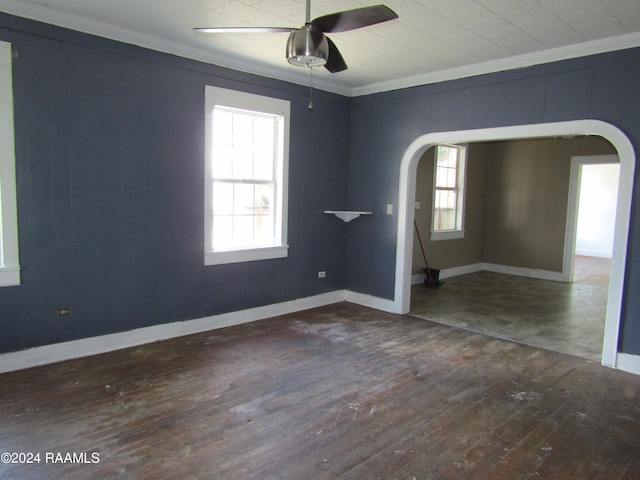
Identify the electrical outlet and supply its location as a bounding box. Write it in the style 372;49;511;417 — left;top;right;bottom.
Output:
386;204;393;215
318;271;326;278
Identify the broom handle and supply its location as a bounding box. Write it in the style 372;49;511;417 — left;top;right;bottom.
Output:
414;219;434;281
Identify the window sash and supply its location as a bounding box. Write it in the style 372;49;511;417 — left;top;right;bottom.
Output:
433;147;460;232
210;178;277;250
204;85;289;265
0;41;20;286
431;144;466;239
209;105;281;252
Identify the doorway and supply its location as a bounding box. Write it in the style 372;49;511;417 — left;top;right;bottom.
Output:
575;162;620;259
394;120;635;368
565;155;620;284
409;144;619;361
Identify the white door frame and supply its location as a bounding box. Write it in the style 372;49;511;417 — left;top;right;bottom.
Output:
564;154;620;282
394;120;635;368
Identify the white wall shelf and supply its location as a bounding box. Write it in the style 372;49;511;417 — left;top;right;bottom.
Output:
324;211;372;223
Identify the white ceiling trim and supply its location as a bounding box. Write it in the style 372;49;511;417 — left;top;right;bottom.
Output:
1;0;640;98
0;0;352;96
352;31;640;96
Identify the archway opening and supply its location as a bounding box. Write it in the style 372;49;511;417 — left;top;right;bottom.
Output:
394;120;634;368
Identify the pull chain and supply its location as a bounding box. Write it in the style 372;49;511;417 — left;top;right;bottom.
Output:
308;67;314;110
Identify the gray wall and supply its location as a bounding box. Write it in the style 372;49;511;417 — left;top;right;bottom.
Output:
2;11;640;358
0;14;350;353
346;48;640;355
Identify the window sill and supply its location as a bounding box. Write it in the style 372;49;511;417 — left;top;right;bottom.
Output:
0;266;20;287
430;230;465;241
205;245;289;266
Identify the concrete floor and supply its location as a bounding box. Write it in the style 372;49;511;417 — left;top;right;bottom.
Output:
410;256;610;361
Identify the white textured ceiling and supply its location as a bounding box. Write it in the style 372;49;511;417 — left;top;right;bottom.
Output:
1;0;640;96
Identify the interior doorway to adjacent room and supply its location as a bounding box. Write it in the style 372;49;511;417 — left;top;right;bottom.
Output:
395;120;635;368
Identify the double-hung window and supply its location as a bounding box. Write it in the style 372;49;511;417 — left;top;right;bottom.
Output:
431;144;467;241
0;41;20;286
204;86;289;265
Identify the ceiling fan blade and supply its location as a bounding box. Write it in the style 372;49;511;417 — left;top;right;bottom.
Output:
311;5;398;33
324;37;347;73
194;26;293;34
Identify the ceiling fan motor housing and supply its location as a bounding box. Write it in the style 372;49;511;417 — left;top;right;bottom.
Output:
286;24;328;67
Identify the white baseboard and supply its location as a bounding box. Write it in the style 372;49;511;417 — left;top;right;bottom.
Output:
4;286;635;377
615;353;640;376
0;290;346;374
482;263;565;282
440;263;483;279
411;264;482;285
413;262;560;282
344;290;396;313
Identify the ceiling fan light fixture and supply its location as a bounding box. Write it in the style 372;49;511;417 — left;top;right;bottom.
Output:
286;25;328;68
196;2;397;74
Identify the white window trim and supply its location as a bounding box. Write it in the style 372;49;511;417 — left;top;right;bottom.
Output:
0;41;20;287
431;143;467;241
204;86;289;266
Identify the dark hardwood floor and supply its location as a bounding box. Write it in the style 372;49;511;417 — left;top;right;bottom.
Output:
1;302;639;479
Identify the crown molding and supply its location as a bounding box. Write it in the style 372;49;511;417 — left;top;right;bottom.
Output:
1;1;640;98
351;31;640;97
0;0;352;96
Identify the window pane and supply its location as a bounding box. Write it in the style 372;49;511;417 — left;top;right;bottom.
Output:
446;166;457;188
254;116;274;148
436;166;457;188
233;215;253;247
205;88;289;259
254;144;274;181
442;211;455;230
255;184;273;214
433;144;464;233
254;149;274;180
435;166;446;188
434;210;455;231
255;182;274;246
255;213;274;245
254;117;276;180
213;109;232;144
437;145;457;168
433;211;443;230
446;190;457;209
434;188;457;232
234;184;254;216
435;189;456;210
232;113;253;148
212;181;233;215
212;108;233;179
232;147;253;179
212;146;232;178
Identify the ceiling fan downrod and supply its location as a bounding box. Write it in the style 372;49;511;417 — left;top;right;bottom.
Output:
286;0;327;69
308;67;314;110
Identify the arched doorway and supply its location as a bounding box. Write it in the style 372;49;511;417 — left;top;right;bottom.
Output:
394;120;635;368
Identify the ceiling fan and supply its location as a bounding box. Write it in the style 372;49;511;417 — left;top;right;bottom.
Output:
194;0;398;73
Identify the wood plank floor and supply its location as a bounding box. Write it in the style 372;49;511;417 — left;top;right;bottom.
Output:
1;302;640;479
